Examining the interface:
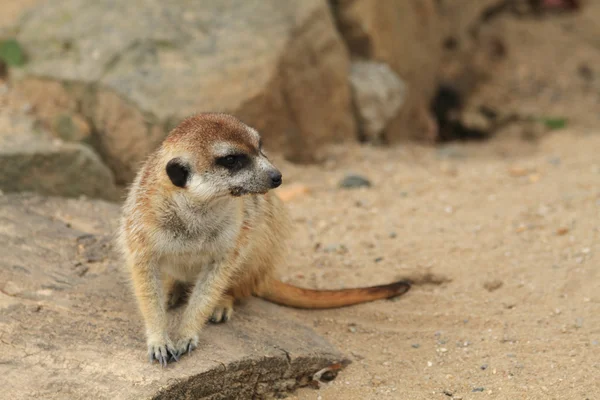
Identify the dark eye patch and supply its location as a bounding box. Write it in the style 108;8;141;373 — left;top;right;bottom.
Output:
215;154;249;171
166;158;190;188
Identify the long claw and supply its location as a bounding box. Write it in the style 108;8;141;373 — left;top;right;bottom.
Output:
169;348;180;362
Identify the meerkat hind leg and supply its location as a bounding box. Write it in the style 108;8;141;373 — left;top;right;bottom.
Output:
209;294;234;323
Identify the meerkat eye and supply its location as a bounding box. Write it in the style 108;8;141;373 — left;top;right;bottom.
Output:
216;154;248;170
166;158;190;188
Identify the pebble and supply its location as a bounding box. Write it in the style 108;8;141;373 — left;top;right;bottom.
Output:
389;232;397;238
411;343;421;349
472;387;485;392
437;146;468;159
578;64;594;81
508;166;529;177
275;183;310;202
481;364;488;370
548;156;561;165
323;244;348;254
556;227;569;235
339;174;372;189
374;257;384;263
483;279;503;292
528;173;541;183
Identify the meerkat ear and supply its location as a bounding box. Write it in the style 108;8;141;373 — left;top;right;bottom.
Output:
166;158;190;188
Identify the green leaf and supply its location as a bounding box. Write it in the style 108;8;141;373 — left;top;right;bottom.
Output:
0;38;25;67
542;117;567;130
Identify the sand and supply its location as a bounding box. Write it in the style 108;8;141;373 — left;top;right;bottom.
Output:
272;128;599;399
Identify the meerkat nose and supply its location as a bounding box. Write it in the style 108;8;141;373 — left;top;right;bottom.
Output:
269;170;282;188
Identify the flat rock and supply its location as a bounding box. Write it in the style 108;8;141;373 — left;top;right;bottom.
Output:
13;0;356;183
0;194;349;400
0;110;118;201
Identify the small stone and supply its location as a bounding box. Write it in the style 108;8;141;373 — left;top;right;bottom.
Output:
437;146;467;159
438;347;448;353
389;232;397;238
480;364;488;370
276;183;310;202
374;257;384;263
578;64;594;81
528;173;541;183
508;166;529;177
472;387;485;392
556;227;569;235
411;343;420;349
548;157;561;165
339;174;372;189
440;162;458;176
323;244;348;254
371;376;385;386
427;361;433;367
483;280;503;292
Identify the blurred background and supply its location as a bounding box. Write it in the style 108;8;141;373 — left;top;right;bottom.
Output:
1;0;597;198
1;1;599;399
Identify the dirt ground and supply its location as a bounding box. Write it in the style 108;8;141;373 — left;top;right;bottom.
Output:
2;2;599;399
272;126;599;399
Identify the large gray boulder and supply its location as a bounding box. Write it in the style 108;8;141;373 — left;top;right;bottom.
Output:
0;110;119;201
13;0;356;184
0;193;349;400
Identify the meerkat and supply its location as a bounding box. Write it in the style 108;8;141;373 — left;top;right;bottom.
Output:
117;113;411;367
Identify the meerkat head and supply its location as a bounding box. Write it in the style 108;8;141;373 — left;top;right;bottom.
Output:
160;113;282;201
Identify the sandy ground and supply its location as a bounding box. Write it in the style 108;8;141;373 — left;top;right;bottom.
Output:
2;2;599;399
271;128;599;399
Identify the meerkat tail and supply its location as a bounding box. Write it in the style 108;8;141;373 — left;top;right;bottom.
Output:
256;277;411;309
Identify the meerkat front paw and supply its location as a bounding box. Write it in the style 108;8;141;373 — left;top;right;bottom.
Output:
209;295;234;323
174;333;199;357
147;336;178;367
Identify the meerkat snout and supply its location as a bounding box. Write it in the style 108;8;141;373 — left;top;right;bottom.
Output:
268;169;282;188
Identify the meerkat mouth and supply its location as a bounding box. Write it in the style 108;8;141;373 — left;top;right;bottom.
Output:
230;187;268;197
230;187;245;197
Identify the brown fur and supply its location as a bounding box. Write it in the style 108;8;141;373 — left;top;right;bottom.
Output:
117;113;411;366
